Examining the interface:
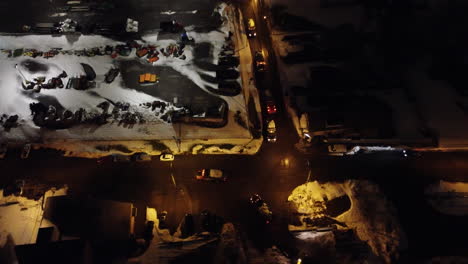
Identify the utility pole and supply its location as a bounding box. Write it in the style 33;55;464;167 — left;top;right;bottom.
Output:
305;160;312;183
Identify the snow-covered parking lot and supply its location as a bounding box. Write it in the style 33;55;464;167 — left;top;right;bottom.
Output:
0;4;262;157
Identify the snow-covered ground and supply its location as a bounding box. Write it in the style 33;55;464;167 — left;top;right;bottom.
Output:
131;207;219;264
268;0;364;143
407;62;468;150
0;187;67;263
0;4;262;157
269;0;363;27
288;180;406;263
268;0;468;150
425;180;468;216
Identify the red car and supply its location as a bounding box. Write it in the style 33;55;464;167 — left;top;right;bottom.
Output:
266;101;277;115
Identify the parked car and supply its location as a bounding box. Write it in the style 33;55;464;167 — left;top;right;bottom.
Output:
0;143;7;159
158;210;168;229
266;119;277;143
112;154;131;162
136;47;149;58
218;56;240;67
91;23;114;34
195;169;227;182
4;179;25;196
263;90;277;115
216;69;240;80
265;100;277;115
105;68;119;83
20;144;31;159
249;194;273;224
160;153;174;161
139;73;159;85
33;22;60;34
254;51;266;72
200;210;224;233
133;152;152;162
246;18;256;38
218;81;241;95
160;21;184;33
181;213;195;238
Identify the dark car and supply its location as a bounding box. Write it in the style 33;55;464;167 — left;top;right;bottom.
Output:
254;51;266;72
218;56;240;67
80;63;96;81
115;45;132;56
105;68;120;83
216;69;240;80
4;179;25;196
160;21;184;33
218;81;241;95
200;210;224;233
249;194;273;224
181;213;195;238
91;23;114;34
158;210;168;229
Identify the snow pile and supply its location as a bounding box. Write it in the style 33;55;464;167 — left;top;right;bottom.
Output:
134;208;218;264
426;180;468;193
425;181;468;216
0;35;123;51
426;256;468;264
288;181;406;263
150;209;209;244
0;187;67;248
261;246;291;264
191;144;246;155
214;223;247;264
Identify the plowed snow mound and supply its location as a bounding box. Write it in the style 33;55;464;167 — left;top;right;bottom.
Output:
288;180;406;263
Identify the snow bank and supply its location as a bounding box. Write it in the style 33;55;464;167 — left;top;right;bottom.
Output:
0;35;123;51
132;208;218;264
426;181;468;193
425;181;468;216
288;181;406;263
246;240;291;264
0;187;67;247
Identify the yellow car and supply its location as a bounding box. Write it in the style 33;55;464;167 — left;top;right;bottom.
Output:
246;18;256;38
139;73;158;84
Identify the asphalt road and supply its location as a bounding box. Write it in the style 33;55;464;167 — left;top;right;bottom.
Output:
2;0;468;262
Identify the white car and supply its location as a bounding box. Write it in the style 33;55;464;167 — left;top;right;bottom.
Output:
160;153;174;161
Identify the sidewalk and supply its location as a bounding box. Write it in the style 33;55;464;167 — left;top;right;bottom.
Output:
225;5;263;132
